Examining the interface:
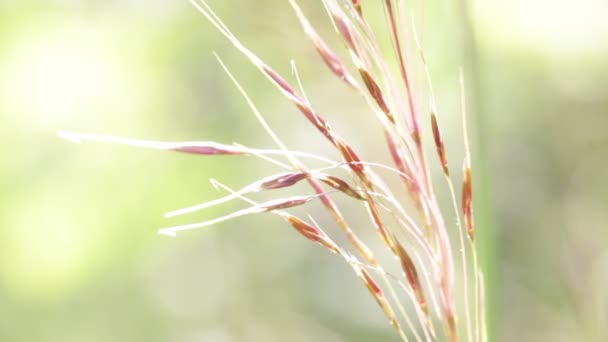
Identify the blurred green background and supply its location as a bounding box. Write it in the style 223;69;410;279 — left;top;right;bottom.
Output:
1;0;607;341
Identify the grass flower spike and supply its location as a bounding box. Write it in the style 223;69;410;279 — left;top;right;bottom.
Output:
60;1;486;341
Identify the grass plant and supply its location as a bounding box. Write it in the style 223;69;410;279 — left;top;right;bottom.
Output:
60;1;486;341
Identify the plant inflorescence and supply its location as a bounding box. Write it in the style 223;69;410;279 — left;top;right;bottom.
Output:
60;1;486;341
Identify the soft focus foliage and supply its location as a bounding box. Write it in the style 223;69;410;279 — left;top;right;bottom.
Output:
1;0;607;341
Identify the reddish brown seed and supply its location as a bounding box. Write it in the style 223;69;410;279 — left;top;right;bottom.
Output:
361;267;382;295
260;171;308;190
305;175;378;266
292;100;334;143
335;139;372;188
394;240;428;315
358;267;400;328
290;1;359;89
431;112;450;176
286;215;339;253
367;201;396;252
336;140;361;172
260;62;336;145
359;67;395;124
317;174;364;200
260;195;314;211
462;163;475;241
286;215;319;236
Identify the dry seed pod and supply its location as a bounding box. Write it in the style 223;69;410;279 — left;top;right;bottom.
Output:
317;174;364;200
357;267;400;328
431;112;450;176
367;201;396;252
258;64;336;144
335;139;372;188
260;195;317;212
260;171;308;190
462;161;475;241
359;67;395;124
292;100;335;143
285;215;339;253
394;240;428;315
305;163;378;267
290;0;359;89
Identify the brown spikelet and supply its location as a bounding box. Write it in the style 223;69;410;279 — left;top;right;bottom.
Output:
431;112;450;176
259;63;337;144
260;171;308;190
290;0;360;89
306;175;378;267
359;67;395;124
394;240;428;315
358;267;401;329
259;195;315;212
367;200;396;252
285;215;339;253
335;139;372;187
292;100;335;143
317;174;364;200
462;162;475;241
